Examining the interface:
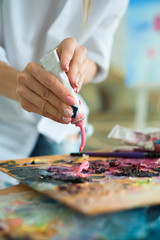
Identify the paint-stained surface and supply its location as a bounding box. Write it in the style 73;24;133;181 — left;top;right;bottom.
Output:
1;155;160;215
1;184;160;240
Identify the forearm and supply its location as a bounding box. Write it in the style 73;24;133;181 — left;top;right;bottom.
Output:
0;61;19;100
83;57;98;85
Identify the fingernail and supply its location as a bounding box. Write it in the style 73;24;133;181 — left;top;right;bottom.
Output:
65;64;69;72
64;108;73;117
62;116;72;124
74;87;80;93
65;96;76;105
74;81;79;88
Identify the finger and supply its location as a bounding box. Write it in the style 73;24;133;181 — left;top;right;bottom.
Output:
25;63;76;106
75;58;88;91
67;46;87;88
19;97;68;124
19;96;43;115
20;73;73;117
58;38;77;72
17;85;72;124
74;71;84;93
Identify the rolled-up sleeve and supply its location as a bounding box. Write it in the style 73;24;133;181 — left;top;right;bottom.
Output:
0;46;9;64
0;0;9;65
84;0;128;83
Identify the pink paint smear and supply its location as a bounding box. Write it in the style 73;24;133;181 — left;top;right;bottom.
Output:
76;120;86;153
77;160;89;174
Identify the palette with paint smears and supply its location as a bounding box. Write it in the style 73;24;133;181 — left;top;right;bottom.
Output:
1;155;160;215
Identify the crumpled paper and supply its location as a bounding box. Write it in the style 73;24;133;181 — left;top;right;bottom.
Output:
108;125;160;152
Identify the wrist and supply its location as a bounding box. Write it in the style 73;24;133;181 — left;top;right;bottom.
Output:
0;61;20;101
83;58;98;85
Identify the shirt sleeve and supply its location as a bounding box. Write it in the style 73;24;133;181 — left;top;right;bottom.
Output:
0;46;9;64
84;0;128;83
0;0;9;65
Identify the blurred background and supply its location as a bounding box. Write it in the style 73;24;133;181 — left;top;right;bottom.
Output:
81;0;160;151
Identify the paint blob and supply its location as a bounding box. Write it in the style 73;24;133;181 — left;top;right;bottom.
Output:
77;161;89;174
75;120;86;153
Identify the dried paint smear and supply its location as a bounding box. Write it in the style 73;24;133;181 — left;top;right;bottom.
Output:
1;188;160;240
1;157;160;216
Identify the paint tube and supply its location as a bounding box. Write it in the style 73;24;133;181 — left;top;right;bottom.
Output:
39;49;86;152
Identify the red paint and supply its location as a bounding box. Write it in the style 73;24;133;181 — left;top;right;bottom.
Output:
8;218;24;227
10;200;25;206
76;120;86;153
71;103;86;152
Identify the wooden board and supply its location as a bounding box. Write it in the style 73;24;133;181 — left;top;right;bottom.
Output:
1;155;160;215
2;183;158;240
0;184;58;240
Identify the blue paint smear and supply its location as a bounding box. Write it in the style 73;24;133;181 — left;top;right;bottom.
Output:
52;204;160;240
130;0;160;6
2;190;160;240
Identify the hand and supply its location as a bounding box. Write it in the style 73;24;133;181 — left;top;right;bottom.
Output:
56;38;88;93
16;62;76;124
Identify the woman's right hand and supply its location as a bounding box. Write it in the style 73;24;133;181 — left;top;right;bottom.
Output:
16;62;76;124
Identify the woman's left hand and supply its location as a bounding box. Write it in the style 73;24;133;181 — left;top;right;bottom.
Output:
56;38;88;93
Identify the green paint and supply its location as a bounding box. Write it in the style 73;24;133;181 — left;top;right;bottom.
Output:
0;160;17;166
135;178;152;185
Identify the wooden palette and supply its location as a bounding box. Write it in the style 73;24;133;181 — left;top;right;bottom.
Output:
1;155;160;215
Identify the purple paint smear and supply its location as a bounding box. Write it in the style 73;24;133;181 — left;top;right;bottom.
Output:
46;158;160;182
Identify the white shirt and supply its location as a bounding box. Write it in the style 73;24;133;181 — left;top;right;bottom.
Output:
0;0;128;160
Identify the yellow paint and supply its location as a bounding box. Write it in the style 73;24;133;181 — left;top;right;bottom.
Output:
30;158;49;163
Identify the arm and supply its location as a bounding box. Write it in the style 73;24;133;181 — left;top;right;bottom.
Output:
0;38;97;123
0;60;76;124
0;61;19;100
